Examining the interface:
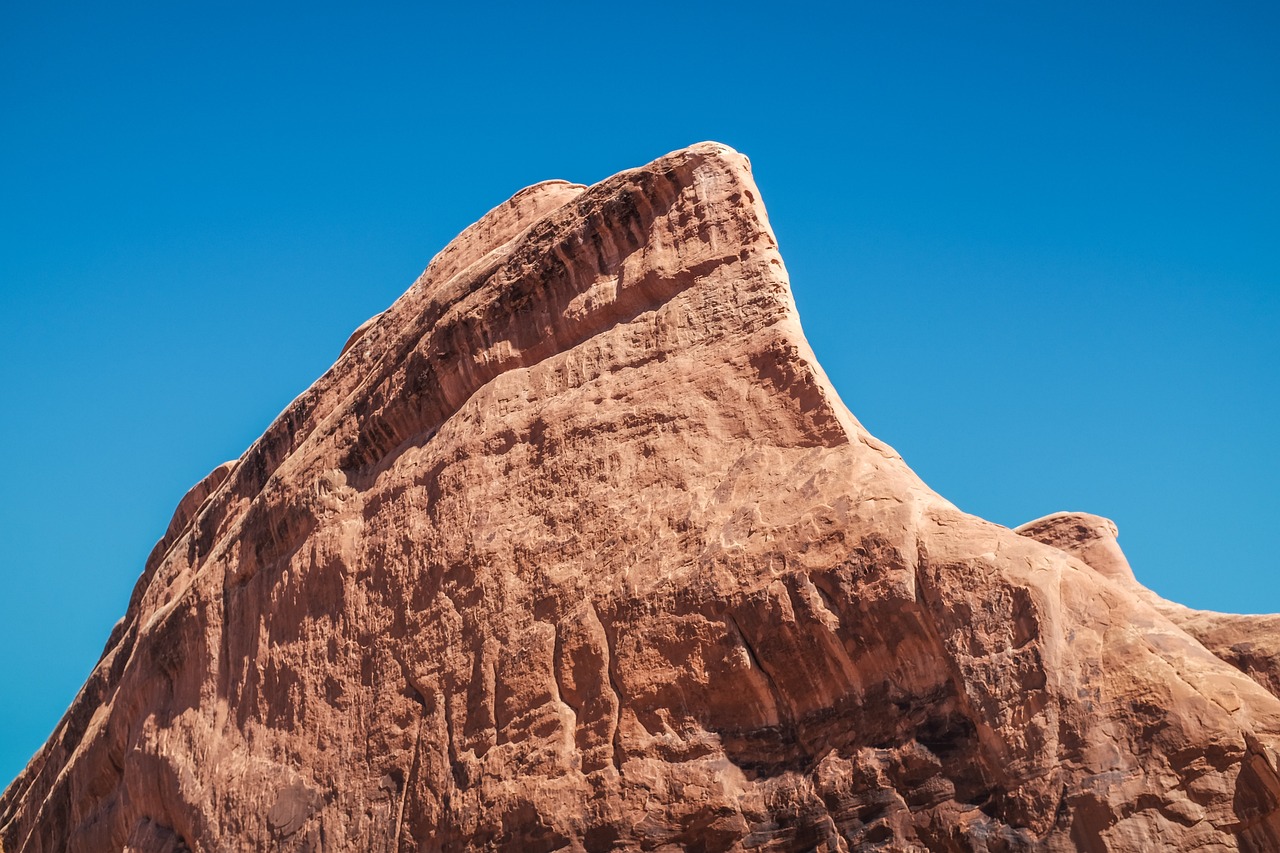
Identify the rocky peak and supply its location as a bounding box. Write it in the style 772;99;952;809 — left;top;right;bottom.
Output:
3;144;1280;852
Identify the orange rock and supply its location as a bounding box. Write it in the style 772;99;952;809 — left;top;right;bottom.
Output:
3;143;1279;851
1019;510;1280;708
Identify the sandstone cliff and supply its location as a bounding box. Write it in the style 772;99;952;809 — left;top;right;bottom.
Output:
3;144;1280;852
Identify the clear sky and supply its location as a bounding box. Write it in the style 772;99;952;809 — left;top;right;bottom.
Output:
1;1;1276;786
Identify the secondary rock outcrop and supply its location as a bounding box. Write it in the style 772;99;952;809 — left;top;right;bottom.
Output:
1017;512;1280;707
3;143;1279;851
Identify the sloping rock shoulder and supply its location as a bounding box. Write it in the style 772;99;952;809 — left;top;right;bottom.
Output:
4;143;1280;852
1017;511;1280;706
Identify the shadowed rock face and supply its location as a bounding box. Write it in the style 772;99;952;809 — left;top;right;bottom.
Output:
3;143;1280;852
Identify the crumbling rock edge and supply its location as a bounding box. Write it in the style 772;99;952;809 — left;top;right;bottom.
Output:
3;143;1280;852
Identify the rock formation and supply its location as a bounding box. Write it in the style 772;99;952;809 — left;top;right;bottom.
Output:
3;143;1280;851
1015;512;1280;707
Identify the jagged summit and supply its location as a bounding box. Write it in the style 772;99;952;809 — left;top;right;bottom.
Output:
4;144;1279;851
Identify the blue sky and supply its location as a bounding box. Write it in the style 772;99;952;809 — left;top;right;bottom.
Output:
1;1;1276;785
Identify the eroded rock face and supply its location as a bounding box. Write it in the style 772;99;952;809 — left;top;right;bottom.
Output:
1013;512;1136;584
1017;511;1280;709
4;143;1280;852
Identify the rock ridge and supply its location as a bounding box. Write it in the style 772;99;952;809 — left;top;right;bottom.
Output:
3;143;1280;852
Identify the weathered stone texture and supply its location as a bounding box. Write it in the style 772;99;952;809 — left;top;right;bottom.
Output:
4;144;1280;851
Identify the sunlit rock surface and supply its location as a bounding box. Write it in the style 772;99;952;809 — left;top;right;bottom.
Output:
4;144;1280;852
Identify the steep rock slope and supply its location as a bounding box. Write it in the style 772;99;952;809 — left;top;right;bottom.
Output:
4;144;1280;852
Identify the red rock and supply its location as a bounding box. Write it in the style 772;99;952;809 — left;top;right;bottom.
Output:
1018;510;1280;707
3;143;1280;851
1014;512;1136;584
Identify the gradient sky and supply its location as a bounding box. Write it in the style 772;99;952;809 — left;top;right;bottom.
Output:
1;1;1276;786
